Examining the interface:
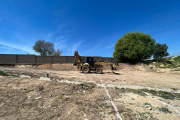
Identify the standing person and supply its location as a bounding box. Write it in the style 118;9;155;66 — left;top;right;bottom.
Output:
110;64;114;73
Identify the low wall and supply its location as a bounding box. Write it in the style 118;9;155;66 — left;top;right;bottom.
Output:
36;56;52;64
17;55;35;64
0;54;16;64
0;54;117;64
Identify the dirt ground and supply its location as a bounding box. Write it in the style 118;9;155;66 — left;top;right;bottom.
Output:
0;63;180;120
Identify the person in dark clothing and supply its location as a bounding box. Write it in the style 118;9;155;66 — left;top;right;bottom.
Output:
110;64;114;73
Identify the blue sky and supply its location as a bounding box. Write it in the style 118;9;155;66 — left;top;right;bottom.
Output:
0;0;180;57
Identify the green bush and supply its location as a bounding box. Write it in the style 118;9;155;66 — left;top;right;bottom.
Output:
153;43;169;59
113;32;155;63
0;71;9;76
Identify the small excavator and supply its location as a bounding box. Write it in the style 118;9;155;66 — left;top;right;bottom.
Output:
73;51;118;74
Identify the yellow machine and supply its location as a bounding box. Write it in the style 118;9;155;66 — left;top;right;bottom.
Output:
73;51;118;74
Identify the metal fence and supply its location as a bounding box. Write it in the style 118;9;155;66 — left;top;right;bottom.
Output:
0;54;117;64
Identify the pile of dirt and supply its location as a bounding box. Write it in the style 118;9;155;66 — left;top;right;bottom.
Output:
118;63;148;71
38;64;52;69
15;63;150;72
15;65;37;69
38;63;78;71
52;64;78;71
38;63;117;71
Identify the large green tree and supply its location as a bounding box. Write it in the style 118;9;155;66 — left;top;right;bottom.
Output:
113;32;155;63
153;43;169;59
33;40;55;56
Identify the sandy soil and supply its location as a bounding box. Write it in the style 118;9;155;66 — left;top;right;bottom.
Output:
2;64;180;90
0;63;180;120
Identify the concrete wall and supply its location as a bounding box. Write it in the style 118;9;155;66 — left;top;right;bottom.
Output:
17;55;35;64
36;56;52;64
0;54;117;64
53;56;66;63
111;58;117;63
94;57;103;62
102;57;112;62
0;54;16;64
66;56;74;63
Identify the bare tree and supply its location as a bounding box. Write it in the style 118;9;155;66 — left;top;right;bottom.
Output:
33;40;55;56
53;49;62;56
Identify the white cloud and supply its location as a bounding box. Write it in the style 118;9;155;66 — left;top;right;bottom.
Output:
82;46;97;55
47;33;53;38
107;44;114;49
80;41;115;56
0;46;14;54
54;39;68;50
55;36;65;42
0;39;36;54
0;45;13;50
70;40;84;53
169;52;180;56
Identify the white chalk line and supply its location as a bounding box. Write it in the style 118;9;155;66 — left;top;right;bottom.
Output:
31;76;180;117
42;77;179;93
118;77;180;116
99;77;122;120
144;92;180;115
115;76;127;84
113;76;180;116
